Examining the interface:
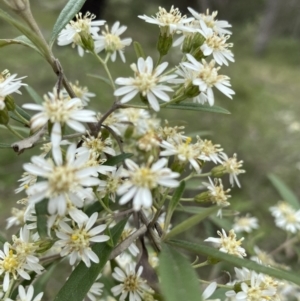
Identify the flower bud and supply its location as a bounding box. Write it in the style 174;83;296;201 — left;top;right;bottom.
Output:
211;165;227;178
0;107;9;125
36;238;54;253
4;95;16;111
207;256;220;265
194;191;211;203
157;33;173;56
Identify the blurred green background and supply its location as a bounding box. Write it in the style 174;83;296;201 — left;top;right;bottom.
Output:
0;0;300;295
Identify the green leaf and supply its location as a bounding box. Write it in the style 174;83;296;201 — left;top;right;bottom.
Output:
0;124;29;134
87;74;112;87
0;143;11;148
165;206;219;240
133;41;146;59
167;181;185;217
159;244;202;301
0;9;49;56
0;35;41;53
169;239;300;286
163;103;230;114
34;262;58;294
268;173;300;209
104;153;133;166
35;199;49;238
15;104;31;121
209;215;232;231
49;0;86;47
54;219;127;301
25;85;44;104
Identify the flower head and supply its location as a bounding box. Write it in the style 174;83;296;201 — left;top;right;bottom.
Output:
138;6;194;36
233;214;259;233
57;12;105;56
0;69;27;110
6;285;43;301
55;212;109;267
111;263;152;301
205;229;246;258
188;8;232;35
23;144;105;215
270;201;300;233
117;157;179;211
94;21;132;62
114;56;176;111
62;81;95;106
182;54;235;106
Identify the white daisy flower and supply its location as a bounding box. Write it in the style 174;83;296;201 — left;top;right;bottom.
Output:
55;212;110;267
0;242;31;292
23;91;97;145
0;70;27;110
117;158;179;211
204;229;246;258
199;22;234;66
57;12;105;56
202;177;231;207
188;8;232;35
138;6;194;36
233;214;259;233
62;81;96;106
23;144;103;215
94;21;132;62
6;207;26;229
111;263;151;301
86;274;104;301
220;153;245;188
270;201;300;233
15;171;37;194
119;224;140;257
114;56;177;112
6;284;43;301
182;54;235;106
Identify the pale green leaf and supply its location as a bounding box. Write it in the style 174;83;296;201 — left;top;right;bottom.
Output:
35;199;48;238
133;41;146;59
169;181;185;214
54;219;127;301
15;104;31;121
25;85;44;104
169;239;300;286
0;35;41;53
0;9;48;56
0;124;29;134
159;244;202;301
163;103;230;114
104;153;133;166
87;74;112;87
165;206;219;240
268;173;300;209
49;0;86;47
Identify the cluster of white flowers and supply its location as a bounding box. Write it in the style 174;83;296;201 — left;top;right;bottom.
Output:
3;3;297;301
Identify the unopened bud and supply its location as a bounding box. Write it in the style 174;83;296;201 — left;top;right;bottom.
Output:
36;239;54;253
194;191;211;203
207;256;220;265
0;107;9;125
211;165;227;178
5;95;16;111
157;33;173;56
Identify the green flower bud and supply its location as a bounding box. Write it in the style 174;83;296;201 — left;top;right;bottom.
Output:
0;107;9;125
211;165;227;178
36;238;54;253
194;191;211;203
5;95;16;111
207;256;220;265
157;33;173;56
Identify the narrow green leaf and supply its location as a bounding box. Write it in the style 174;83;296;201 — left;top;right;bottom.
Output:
159;244;202;301
165;206;219;240
0;9;48;56
35;199;48;238
49;0;86;47
268;173;300;209
169;239;300;286
34;262;58;294
163;103;230;114
15;104;31;121
0;143;11;148
104;153;133;166
54;219;127;301
133;41;146;59
87;74;112;87
169;181;185;213
0;36;41;53
0;124;29;134
25;85;44;104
